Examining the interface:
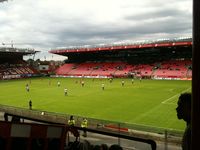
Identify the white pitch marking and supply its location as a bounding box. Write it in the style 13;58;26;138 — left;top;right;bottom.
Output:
162;87;191;104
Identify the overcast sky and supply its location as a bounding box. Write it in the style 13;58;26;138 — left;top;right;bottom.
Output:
0;0;192;60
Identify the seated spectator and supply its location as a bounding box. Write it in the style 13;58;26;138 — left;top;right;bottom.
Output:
11;116;21;123
109;144;123;150
4;113;8;121
101;144;109;150
93;145;101;150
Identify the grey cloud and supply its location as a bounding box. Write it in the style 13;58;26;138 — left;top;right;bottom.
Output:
0;0;192;54
52;13;191;46
125;7;191;21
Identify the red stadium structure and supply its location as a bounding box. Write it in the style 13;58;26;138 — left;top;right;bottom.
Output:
49;37;192;80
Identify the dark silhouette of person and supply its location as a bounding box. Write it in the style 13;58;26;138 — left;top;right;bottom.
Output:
109;144;123;150
101;144;109;150
93;145;101;150
11;116;21;123
4;113;8;122
176;92;191;150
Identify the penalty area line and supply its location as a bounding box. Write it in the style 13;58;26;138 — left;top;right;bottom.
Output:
161;87;191;104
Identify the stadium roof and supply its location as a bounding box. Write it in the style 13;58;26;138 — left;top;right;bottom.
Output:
49;37;192;56
0;47;36;55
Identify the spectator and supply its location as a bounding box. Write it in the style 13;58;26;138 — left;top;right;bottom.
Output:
109;144;123;150
82;140;92;150
101;144;109;150
11;116;21;123
4;113;8;122
176;92;191;150
93;145;101;150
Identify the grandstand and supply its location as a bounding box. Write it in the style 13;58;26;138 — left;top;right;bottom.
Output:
50;37;192;80
0;47;38;79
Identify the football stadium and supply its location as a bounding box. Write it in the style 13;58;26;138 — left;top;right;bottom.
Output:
1;0;198;149
0;37;192;150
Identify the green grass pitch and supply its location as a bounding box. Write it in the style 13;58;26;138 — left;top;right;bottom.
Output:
0;77;191;131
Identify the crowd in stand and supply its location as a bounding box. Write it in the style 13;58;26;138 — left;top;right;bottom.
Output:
0;62;37;80
65;140;123;150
